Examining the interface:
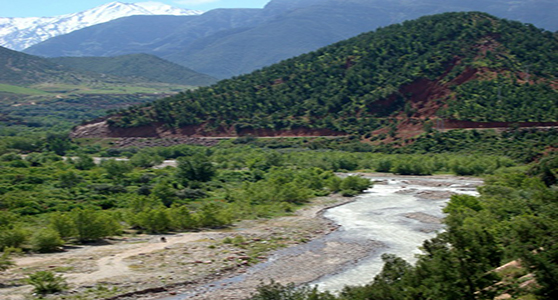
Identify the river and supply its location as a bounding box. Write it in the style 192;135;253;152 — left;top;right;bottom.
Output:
312;175;481;291
157;174;482;299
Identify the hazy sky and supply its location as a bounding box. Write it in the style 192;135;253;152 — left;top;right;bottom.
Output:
1;0;271;18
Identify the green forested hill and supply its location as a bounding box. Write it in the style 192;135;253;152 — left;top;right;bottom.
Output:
48;54;217;86
0;46;102;86
0;46;195;131
102;12;557;138
0;46;191;88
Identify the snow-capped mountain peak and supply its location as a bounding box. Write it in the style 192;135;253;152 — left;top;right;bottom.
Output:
0;2;203;51
134;1;197;15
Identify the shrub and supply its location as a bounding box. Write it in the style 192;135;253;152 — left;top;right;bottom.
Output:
27;271;68;294
325;176;342;193
340;176;372;194
376;158;393;172
340;189;359;197
391;157;433;175
30;228;64;253
130;152;164;168
72;154;96;170
49;213;76;240
0;251;14;271
71;209;121;243
134;208;172;233
249;281;335;300
0;227;28;251
0;153;21;162
176;154;216;185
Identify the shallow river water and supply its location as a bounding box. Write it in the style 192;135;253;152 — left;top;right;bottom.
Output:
158;174;482;299
312;175;481;291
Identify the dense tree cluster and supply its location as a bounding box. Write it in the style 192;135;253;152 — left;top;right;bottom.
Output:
442;78;558;122
0;141;377;253
108;12;557;136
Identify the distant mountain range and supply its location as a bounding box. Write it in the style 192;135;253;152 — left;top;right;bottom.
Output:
0;1;202;51
21;0;558;79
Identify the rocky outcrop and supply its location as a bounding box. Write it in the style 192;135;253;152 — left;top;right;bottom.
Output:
70;120;161;138
70;120;347;140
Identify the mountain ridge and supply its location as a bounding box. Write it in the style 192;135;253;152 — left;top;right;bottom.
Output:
0;45;208;131
0;1;202;51
23;0;558;79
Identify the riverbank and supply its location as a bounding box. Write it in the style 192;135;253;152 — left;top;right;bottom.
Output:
0;194;353;300
114;174;482;300
1;174;482;300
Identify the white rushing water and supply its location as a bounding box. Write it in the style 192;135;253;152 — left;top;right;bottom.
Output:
156;175;482;299
312;175;481;292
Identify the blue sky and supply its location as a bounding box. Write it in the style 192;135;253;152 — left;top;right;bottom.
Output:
1;0;271;18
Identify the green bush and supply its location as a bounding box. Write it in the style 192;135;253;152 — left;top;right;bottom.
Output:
0;152;22;162
71;209;121;243
169;204;197;230
49;213;77;240
376;158;393;173
249;281;335;300
130;152;164;168
72;154;96;170
325;176;342;193
340;176;372;195
30;228;64;253
27;271;68;295
134;208;172;233
0;227;28;251
391;157;433;175
0;251;14;271
176;154;216;185
340;189;359;197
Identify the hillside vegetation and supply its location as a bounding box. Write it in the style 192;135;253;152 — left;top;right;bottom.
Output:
0;46;101;86
100;12;557;139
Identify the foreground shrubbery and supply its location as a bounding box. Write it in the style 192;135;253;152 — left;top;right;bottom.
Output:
0;128;554;298
0;141;378;254
26;271;68;295
0;129;543;255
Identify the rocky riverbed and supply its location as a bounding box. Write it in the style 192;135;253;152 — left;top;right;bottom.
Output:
0;174;482;300
0;196;351;300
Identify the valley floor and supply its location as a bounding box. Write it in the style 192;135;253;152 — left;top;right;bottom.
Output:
0;195;349;300
1;174;480;300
